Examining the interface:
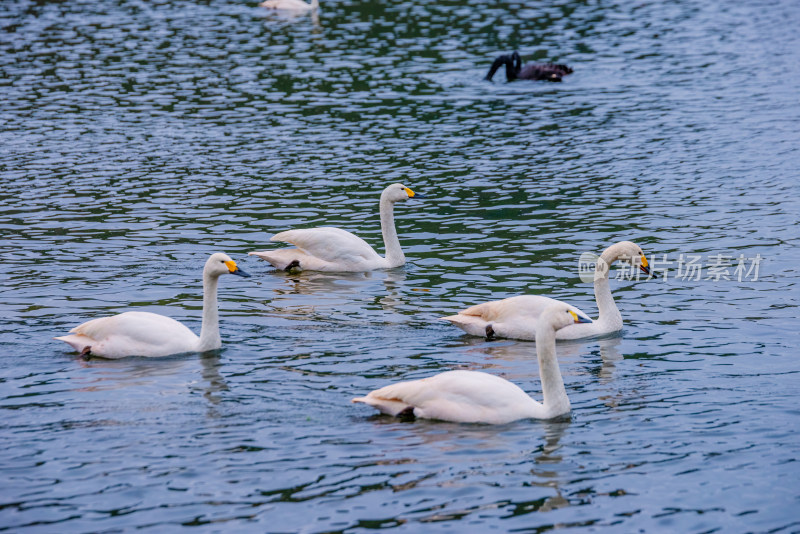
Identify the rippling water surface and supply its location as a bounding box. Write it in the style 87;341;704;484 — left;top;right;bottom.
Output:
2;0;799;531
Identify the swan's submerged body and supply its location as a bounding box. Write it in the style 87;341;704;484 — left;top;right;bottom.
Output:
55;253;250;359
485;51;573;82
353;304;591;424
441;241;654;341
250;183;421;272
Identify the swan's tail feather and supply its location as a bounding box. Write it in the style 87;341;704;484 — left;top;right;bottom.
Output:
248;249;335;272
55;334;93;352
549;63;573;74
248;250;298;270
352;396;412;417
439;314;490;337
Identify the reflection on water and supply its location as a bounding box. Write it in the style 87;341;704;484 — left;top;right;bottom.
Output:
260;269;410;324
197;352;228;408
69;353;228;416
1;0;799;531
597;337;624;381
276;269;407;296
72;356;193;389
457;335;623;383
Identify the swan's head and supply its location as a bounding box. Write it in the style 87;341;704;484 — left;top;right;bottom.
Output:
542;303;593;331
204;253;251;278
604;241;656;278
382;183;421;203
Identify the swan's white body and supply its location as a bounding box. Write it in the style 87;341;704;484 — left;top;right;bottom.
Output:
441;241;653;341
55;253;250;359
259;0;318;12
249;183;420;272
353;305;590;424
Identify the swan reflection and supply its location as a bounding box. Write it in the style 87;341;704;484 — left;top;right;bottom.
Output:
264;269;410;320
72;351;229;418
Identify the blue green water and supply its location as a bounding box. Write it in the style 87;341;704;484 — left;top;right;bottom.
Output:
2;0;799;531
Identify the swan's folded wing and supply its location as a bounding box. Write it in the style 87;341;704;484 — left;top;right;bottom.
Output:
271;227;382;264
70;311;195;345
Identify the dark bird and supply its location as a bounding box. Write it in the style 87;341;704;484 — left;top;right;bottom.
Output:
485;51;573;82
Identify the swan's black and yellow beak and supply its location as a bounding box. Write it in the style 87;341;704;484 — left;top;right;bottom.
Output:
639;254;657;279
225;260;252;278
569;310;593;324
405;187;426;199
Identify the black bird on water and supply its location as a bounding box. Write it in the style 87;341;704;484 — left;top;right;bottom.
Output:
485;51;573;82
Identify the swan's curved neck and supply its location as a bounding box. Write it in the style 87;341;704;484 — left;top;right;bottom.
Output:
594;249;622;330
379;196;404;267
486;54;519;82
198;270;221;351
310;0;319;7
535;323;570;417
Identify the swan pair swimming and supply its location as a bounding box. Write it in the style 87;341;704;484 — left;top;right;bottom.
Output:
351;240;654;424
249;184;654;342
56;183;419;359
56;184;418;359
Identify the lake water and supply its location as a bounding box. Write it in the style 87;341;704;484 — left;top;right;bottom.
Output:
2;0;799;531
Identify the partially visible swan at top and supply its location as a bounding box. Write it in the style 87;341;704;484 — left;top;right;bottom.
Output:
441;241;655;341
485;51;573;82
55;253;251;359
249;183;423;273
259;0;318;12
352;303;592;424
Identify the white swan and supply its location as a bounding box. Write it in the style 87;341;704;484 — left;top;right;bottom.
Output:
352;304;591;424
249;183;422;272
441;241;655;341
55;253;251;359
259;0;318;12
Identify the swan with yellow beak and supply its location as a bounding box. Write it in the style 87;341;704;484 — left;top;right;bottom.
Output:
56;253;250;358
250;183;423;272
442;241;656;341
